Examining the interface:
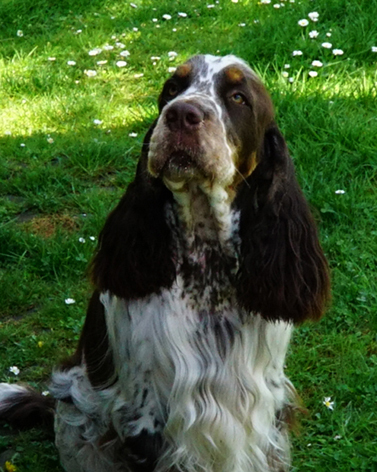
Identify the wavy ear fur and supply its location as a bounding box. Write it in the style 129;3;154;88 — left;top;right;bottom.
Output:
236;124;330;324
91;124;175;299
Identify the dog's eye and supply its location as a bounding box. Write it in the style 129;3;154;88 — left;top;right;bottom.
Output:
167;84;179;97
231;93;246;105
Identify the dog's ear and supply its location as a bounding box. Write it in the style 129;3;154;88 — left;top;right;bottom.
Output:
91;122;176;299
235;123;330;324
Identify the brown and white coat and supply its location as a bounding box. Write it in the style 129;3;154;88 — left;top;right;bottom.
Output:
0;55;330;472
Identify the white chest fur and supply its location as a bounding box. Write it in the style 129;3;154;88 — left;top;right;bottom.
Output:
101;289;294;472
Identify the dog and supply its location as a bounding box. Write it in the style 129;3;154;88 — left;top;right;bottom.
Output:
0;54;330;472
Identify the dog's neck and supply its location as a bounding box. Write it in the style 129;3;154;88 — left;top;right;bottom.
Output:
164;180;240;312
164;179;237;246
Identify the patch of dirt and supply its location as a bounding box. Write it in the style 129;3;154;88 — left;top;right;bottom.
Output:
22;213;79;238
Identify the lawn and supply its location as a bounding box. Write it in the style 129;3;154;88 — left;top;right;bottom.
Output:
0;0;376;470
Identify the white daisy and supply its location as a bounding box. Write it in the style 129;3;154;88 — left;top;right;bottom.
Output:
67;60;76;66
322;42;332;49
311;60;323;67
308;11;319;21
298;19;309;27
88;48;102;56
323;397;335;410
9;366;20;375
309;30;319;38
84;70;97;77
332;49;344;56
116;61;127;67
65;298;76;304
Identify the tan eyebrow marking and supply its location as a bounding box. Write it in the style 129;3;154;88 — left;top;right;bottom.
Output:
175;63;192;78
224;66;245;84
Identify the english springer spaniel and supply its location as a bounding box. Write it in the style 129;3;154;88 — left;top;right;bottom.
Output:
0;55;330;472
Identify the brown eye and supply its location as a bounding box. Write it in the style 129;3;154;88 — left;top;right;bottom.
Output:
167;84;179;97
231;93;246;105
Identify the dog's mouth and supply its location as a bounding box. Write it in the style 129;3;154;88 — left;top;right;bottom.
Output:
162;150;201;181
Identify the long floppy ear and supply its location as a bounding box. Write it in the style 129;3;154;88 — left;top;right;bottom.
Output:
91;123;176;299
236;123;330;324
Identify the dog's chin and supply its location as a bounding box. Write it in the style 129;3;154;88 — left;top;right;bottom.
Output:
161;151;202;183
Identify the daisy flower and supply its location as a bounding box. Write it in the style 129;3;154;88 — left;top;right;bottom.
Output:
308;12;319;21
88;48;102;56
9;366;20;375
67;60;76;66
309;30;319;38
65;298;76;305
332;49;344;56
116;61;127;67
93;119;102;125
372;46;377;52
84;70;97;77
298;19;309;27
162;14;172;20
47;137;54;144
335;189;345;194
311;60;323;67
292;50;303;56
323;397;334;410
17;30;24;37
178;12;188;17
322;42;332;49
129;132;138;137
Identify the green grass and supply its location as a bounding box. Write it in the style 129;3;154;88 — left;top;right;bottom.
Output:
1;0;377;470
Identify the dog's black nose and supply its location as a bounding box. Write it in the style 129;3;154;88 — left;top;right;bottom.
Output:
165;102;204;131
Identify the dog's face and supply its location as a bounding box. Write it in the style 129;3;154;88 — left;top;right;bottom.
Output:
148;54;274;189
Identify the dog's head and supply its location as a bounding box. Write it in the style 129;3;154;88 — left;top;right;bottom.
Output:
148;54;274;190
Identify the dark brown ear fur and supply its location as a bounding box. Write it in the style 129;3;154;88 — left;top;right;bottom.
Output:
236;124;330;324
91;124;175;300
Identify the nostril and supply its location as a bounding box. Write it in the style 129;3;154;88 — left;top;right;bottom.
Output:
165;102;204;130
185;110;202;126
166;108;179;124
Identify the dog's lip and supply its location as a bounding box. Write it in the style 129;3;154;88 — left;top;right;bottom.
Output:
161;150;199;179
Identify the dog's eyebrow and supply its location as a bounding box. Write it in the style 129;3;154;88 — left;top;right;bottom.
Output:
224;66;245;84
175;63;192;78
